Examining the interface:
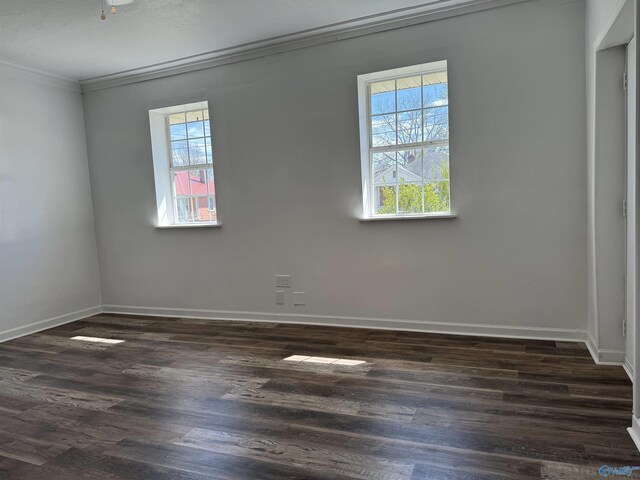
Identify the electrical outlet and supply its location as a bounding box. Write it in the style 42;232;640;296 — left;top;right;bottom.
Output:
293;292;305;305
276;275;291;288
623;319;627;337
275;290;285;305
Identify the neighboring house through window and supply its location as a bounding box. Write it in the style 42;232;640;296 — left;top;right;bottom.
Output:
149;101;218;226
357;61;451;218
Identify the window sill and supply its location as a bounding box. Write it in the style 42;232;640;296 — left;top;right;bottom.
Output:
359;213;457;222
155;223;221;229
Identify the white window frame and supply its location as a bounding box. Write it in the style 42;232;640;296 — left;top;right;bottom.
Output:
149;101;221;228
357;60;455;220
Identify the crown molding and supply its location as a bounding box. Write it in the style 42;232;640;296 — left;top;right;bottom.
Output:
0;60;80;93
80;0;528;93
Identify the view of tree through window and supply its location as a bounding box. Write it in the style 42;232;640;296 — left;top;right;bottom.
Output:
368;69;450;215
168;109;216;223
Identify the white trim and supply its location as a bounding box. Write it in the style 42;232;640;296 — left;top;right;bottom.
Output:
585;331;626;365
149;101;209;116
595;349;626;364
595;0;634;52
0;60;80;93
625;35;637;388
359;213;457;222
585;331;599;363
79;0;527;92
628;416;640;452
101;304;587;342
154;223;222;229
0;306;102;344
358;66;372;217
0;302;590;346
624;357;634;382
358;60;448;83
0;303;627;372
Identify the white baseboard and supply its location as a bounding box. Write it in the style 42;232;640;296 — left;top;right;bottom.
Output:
0;306;102;344
101;304;588;342
624;357;635;382
585;331;626;365
629;416;640;453
0;303;631;373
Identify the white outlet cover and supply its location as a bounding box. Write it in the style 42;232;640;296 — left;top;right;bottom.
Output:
275;290;285;305
275;275;291;288
293;292;305;305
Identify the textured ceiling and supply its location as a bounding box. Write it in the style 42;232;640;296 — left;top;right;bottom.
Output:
0;0;436;80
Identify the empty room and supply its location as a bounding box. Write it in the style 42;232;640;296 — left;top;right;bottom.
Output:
0;0;639;478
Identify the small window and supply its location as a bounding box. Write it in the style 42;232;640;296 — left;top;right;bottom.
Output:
357;61;451;219
149;101;218;226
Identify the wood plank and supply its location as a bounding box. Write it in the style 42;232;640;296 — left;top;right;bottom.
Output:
176;427;415;480
0;314;635;479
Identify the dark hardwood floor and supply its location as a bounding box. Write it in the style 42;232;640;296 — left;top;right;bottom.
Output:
0;314;638;479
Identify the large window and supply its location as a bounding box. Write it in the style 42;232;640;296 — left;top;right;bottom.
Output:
357;61;451;218
149;101;219;226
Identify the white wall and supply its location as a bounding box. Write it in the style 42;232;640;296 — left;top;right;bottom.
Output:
83;0;587;336
0;64;102;340
586;0;631;361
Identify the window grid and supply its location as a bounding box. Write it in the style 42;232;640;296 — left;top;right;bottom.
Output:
367;69;450;216
166;109;216;223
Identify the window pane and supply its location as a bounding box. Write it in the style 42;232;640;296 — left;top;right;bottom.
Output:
396;76;421;111
203;109;209;120
187;121;205;139
196;196;210;222
398;183;423;213
423;144;450;213
187;197;198;222
371;113;396;147
372;151;396;185
397;149;423;183
374;185;397;215
206;167;215;194
370;79;395;115
188;138;206;165
189;169;208;195
423;81;448;108
169;113;186;125
423;145;449;182
171;140;189;167
208;195;217;222
424;181;450;213
423;70;448;105
170;123;187;141
173;171;190;195
204;119;211;137
205;138;213;164
397;110;422;145
186;110;204;123
176;197;189;222
424;106;449;141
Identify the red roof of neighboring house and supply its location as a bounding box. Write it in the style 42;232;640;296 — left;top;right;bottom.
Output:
174;171;215;196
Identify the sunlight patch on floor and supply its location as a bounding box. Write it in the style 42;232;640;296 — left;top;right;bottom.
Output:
283;355;366;366
70;336;124;344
